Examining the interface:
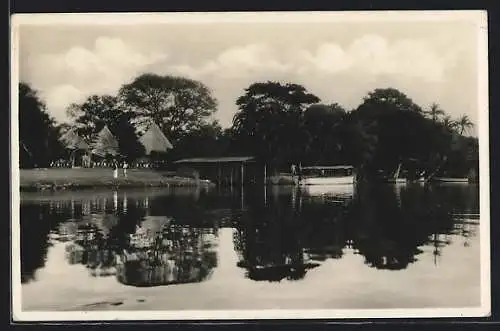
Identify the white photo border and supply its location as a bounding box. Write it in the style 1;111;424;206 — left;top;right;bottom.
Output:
10;10;491;321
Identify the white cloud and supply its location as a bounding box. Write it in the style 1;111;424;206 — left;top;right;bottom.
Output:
168;34;454;84
25;36;168;122
21;31;473;130
297;35;452;82
169;43;292;79
42;84;84;122
164;35;460;126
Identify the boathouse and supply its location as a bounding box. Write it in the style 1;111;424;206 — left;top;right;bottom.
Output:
173;156;262;185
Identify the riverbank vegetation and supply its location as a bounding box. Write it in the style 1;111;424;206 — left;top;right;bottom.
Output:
19;74;478;183
19;168;210;192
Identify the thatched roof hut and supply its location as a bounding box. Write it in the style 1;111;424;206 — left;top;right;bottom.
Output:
91;125;119;157
139;122;174;155
59;129;90;150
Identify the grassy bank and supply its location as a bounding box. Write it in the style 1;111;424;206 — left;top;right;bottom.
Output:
19;168;214;192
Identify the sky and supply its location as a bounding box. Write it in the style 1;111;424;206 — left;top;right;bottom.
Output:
16;12;485;134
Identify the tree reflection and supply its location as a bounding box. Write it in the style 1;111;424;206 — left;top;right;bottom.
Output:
64;221;118;277
346;182;472;270
233;189;335;282
21;191;220;287
233;181;479;278
20;204;54;283
20;199;80;283
62;211;219;286
20;182;480;288
115;218;218;287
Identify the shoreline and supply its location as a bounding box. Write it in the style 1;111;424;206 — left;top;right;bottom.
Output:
18;168;478;192
18;168;214;192
19;181;206;192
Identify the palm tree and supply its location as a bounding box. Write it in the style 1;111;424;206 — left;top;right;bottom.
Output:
426;103;445;122
456;114;474;135
441;115;457;132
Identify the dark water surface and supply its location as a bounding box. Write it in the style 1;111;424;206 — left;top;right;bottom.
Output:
19;183;481;311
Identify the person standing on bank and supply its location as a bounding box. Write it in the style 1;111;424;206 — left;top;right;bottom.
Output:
113;161;118;179
123;161;128;178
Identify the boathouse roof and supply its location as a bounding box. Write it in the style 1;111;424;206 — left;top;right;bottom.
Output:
301;165;354;170
174;156;256;164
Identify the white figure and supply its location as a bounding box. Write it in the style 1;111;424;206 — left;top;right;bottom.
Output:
123;161;128;177
113;162;118;179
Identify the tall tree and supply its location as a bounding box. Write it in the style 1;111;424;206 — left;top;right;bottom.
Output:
441;115;458;133
302;103;346;165
118;73;218;143
354;88;440;177
66;95;144;160
231;81;320;171
113;113;146;161
19;82;63;168
426;103;445;122
456;114;474;135
170;120;228;160
66;95;124;141
358;88;424;116
336;111;378;171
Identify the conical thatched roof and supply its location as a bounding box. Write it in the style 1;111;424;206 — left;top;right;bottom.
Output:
60;129;90;150
91;125;119;157
139;122;173;155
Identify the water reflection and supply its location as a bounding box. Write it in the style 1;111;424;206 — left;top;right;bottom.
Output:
20;183;480;290
116;219;218;287
38;195;219;287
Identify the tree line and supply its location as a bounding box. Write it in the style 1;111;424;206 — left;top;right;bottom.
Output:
18;74;478;180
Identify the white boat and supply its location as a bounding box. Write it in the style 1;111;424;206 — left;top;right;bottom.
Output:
386;178;407;184
433;177;469;183
301;184;355;198
298;165;356;186
415;177;427;183
385;162;406;184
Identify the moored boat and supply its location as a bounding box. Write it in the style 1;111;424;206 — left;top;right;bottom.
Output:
433;177;469;183
386;178;407;184
385;162;407;184
298;165;356;186
301;183;355;201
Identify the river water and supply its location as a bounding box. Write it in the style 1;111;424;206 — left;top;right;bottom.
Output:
19;182;481;311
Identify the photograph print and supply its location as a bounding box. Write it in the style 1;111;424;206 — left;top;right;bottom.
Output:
10;11;490;321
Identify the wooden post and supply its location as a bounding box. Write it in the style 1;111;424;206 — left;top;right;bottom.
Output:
264;184;267;206
241;184;244;210
264;164;267;185
240;162;244;187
